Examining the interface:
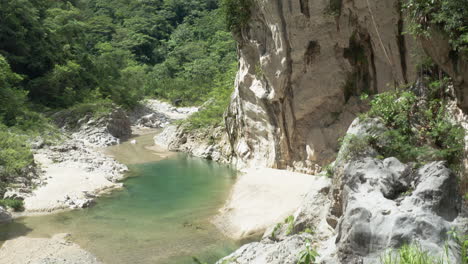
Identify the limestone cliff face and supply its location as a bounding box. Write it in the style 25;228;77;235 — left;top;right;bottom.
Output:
419;30;468;111
226;0;418;172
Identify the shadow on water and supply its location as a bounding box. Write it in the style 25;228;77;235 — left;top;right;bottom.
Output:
0;221;33;246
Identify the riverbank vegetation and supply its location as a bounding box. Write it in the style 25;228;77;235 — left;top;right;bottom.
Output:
0;0;237;194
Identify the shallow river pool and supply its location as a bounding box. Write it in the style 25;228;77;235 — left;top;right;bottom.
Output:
0;132;241;264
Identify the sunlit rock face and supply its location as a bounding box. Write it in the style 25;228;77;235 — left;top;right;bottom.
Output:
226;0;418;172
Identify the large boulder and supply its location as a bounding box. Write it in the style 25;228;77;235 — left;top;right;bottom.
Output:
334;158;461;263
216;234;313;264
106;108;131;139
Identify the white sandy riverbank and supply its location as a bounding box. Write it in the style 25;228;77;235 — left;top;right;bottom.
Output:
212;167;330;240
0;233;102;264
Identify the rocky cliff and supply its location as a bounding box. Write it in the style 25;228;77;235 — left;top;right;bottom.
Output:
226;0;421;172
217;117;467;264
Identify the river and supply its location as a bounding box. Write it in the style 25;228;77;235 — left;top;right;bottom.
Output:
0;132;241;264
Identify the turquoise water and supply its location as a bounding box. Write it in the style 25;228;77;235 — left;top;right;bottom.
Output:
0;155;240;264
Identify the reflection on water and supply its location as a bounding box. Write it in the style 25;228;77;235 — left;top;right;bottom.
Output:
0;133;241;264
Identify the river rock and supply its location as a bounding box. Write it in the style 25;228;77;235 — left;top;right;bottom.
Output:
129;99;198;129
155;124;232;163
216;234;314;264
106;108;132;139
0;206;12;223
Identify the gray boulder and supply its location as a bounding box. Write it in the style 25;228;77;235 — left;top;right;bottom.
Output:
106;108;132;140
334;158;461;263
216;234;313;264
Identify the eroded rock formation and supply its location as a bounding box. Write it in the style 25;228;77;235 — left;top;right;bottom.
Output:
226;0;419;172
219;118;466;263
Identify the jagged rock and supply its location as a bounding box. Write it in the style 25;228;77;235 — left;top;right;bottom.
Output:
3;190;27;200
128;99;198;129
135;113;168;128
327;117;388;228
333;158;461;263
67;198;94;209
262;182;332;242
225;0;418;172
106;108;132;139
155;125;232;163
216;234;313;264
53;106;132;147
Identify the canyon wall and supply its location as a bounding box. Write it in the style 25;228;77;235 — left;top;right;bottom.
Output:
225;0;419;172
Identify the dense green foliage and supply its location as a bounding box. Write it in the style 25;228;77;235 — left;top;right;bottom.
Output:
0;199;24;211
148;8;236;104
0;55;27;126
183;62;237;129
361;89;465;167
404;0;468;51
0;0;235;109
0;0;237;192
221;0;252;33
0;127;33;175
0;125;34;196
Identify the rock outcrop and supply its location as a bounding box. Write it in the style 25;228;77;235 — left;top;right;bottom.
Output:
129;99;198;129
69;108;132;147
216;234;314;264
155;124;233;163
333;158;461;263
218;118;466;263
225;0;419;172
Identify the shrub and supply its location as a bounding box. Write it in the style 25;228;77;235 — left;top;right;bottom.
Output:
380;244;447;264
302;228;315;235
285;215;295;235
339;134;375;162
221;0;252;33
447;229;468;264
271;222;282;240
53;98;114;129
364;90;465;167
324;0;343;16
0;199;24;212
297;240;319;264
403;0;468;51
183;63;236;130
0;125;34;176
